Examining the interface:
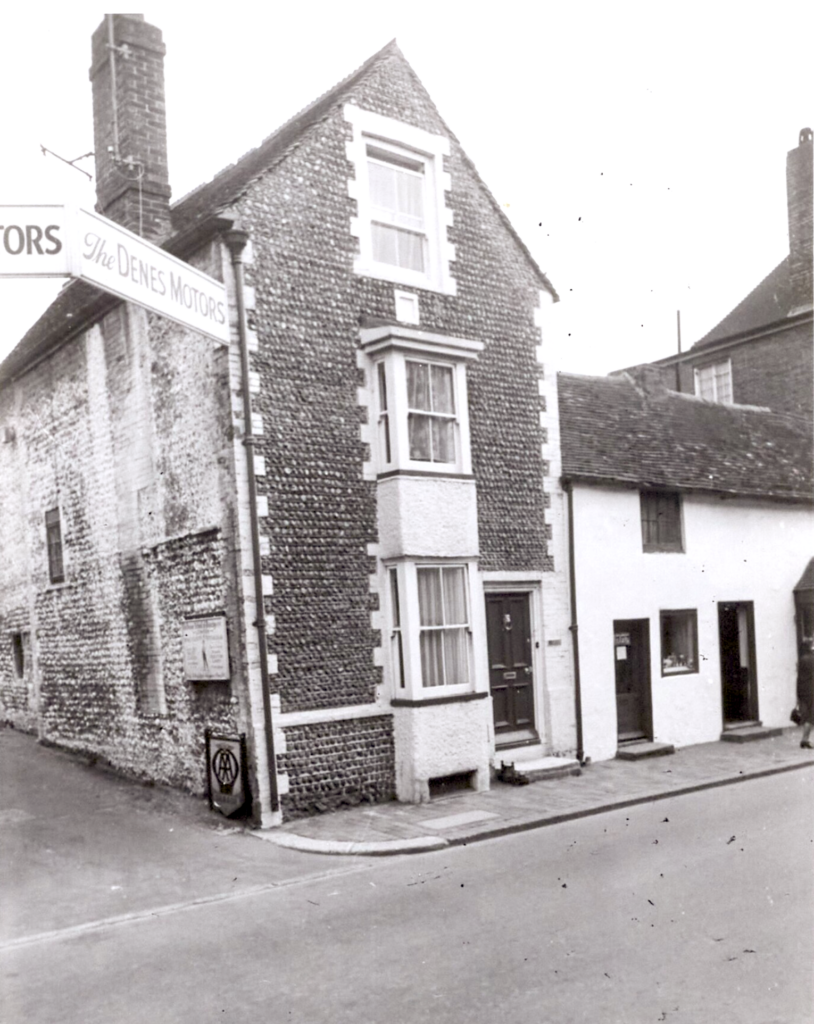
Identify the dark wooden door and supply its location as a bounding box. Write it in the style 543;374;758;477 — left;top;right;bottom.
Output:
486;593;535;737
719;602;757;724
614;619;651;741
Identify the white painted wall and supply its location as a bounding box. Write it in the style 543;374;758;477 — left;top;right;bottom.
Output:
572;484;813;762
392;697;491;802
376;475;479;560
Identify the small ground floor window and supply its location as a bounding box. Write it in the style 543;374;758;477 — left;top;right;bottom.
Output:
660;609;698;675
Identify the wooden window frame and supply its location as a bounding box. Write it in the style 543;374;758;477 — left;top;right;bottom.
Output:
640;491;684;553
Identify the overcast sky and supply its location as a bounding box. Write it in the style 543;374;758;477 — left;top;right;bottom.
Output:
1;1;811;373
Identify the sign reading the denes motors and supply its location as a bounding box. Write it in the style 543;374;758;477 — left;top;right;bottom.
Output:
0;205;229;344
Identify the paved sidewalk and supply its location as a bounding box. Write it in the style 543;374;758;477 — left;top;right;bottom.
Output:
255;730;814;855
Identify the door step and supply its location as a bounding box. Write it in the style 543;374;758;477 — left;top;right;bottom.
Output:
493;755;581;784
616;741;675;761
720;725;783;743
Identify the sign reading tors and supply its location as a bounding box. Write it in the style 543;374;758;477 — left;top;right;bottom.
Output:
0;205;230;344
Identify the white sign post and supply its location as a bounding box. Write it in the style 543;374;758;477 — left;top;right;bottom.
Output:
0;205;230;344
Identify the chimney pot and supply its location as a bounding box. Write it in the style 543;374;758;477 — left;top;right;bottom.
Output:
787;127;813;314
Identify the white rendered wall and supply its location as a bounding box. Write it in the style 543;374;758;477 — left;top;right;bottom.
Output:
376;475;479;560
572;484;813;762
392;698;491;802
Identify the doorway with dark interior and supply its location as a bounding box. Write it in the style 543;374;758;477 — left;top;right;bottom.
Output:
718;601;758;727
614;618;652;743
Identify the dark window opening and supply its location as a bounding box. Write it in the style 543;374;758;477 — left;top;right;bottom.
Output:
641;491;683;553
45;507;64;583
11;633;25;679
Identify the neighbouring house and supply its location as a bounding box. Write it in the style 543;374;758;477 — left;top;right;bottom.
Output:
0;15;575;825
631;128;813;421
556;366;813;762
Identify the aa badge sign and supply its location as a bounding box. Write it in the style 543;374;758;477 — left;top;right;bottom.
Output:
205;732;249;818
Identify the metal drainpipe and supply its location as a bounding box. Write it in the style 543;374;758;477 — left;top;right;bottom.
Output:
224;229;280;816
565;480;585;764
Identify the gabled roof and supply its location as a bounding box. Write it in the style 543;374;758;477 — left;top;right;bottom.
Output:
693;257;800;349
558;370;813;502
0;40;556;387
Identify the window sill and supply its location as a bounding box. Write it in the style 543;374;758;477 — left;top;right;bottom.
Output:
642;547;685;554
377;468;475;481
661;668;698;677
391;691;488;708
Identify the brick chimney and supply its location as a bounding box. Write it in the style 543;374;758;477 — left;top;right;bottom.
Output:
786;127;813;315
89;14;172;241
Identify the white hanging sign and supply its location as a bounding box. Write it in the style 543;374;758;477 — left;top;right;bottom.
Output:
0;205;230;344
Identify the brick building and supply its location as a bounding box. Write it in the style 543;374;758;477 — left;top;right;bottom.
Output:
0;15;575;824
628;128;813;420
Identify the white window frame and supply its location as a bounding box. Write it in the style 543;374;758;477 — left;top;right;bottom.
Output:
361;325;482;476
385;560;477;700
345;105;456;295
694;359;733;404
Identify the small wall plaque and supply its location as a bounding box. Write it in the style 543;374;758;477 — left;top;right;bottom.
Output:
183;616;230;681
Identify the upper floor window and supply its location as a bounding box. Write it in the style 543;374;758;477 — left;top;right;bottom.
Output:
45;508;65;583
362;325;482;476
407;359;455;464
368;144;426;273
345;105;456;295
640;491;683;553
694;360;733;404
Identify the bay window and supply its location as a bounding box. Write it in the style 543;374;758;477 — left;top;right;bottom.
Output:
387;561;475;698
362;325;482;476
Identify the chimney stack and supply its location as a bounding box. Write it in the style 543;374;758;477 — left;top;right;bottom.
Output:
786;127;813;315
89;14;172;241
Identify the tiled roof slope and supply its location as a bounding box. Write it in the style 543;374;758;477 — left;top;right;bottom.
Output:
795;557;814;593
558;371;813;502
694;257;798;348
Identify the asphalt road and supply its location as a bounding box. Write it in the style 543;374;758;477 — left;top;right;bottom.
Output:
2;765;811;1024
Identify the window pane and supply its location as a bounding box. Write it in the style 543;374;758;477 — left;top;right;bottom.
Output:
408;413;431;461
430;365;454;414
661;611;697;673
371;222;398;265
714;363;733;403
443;628;469;686
397;169;424;222
389;568;400;628
442;567;467;625
420;630;445;686
396;229;424;272
368;160;398;214
431;418;455;463
696;366;714;401
407;361;431;411
417;568;443;626
377;362;388;411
